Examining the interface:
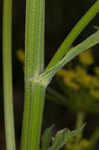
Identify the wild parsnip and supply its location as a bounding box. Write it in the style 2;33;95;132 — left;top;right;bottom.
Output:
21;0;99;149
2;0;99;150
21;0;45;150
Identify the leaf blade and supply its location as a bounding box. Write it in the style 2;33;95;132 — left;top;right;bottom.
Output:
41;125;54;150
39;30;99;86
48;124;85;150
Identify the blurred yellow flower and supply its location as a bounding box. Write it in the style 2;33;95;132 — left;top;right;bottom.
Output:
57;65;99;94
66;138;91;150
75;66;91;86
90;76;99;87
64;77;80;90
17;49;25;63
81;75;92;86
79;48;94;65
75;66;99;89
56;69;67;77
76;66;86;77
80;139;91;148
57;69;80;90
94;66;99;75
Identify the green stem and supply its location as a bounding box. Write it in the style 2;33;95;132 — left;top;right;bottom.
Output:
75;112;85;140
21;0;45;150
90;128;99;148
2;0;16;150
76;112;85;129
47;87;67;107
28;84;46;150
47;0;99;69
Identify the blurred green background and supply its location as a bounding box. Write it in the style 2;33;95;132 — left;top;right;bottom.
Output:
0;0;99;150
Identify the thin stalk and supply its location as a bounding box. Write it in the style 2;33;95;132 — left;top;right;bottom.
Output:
90;128;99;148
47;87;67;107
76;112;85;129
21;0;45;150
47;0;99;69
75;112;85;141
2;0;16;150
47;94;66;107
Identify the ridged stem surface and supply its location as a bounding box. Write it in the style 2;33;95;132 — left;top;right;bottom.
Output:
2;0;16;150
21;0;45;150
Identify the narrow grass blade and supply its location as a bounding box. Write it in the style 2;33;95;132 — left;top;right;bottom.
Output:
47;87;67;107
47;0;99;69
94;25;99;30
39;30;99;85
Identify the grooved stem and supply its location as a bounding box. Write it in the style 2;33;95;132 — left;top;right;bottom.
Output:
2;0;16;150
21;0;45;150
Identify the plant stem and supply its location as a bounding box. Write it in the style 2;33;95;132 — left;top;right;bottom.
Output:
47;0;99;69
21;0;45;150
76;112;85;129
28;84;46;150
2;0;16;150
90;128;99;148
47;87;67;107
75;112;85;140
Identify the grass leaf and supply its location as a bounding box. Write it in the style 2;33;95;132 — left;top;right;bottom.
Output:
94;25;99;30
39;30;99;86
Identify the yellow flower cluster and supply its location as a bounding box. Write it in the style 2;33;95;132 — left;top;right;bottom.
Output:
56;69;80;90
94;66;99;75
79;48;94;65
66;138;91;150
17;49;25;63
56;48;99;99
57;66;99;99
